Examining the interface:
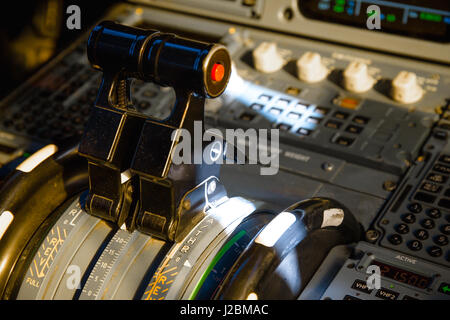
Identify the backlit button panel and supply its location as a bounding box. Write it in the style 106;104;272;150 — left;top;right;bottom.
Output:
319;242;450;301
219;86;433;176
377;132;450;266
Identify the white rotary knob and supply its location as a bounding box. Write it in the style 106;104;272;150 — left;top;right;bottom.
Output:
252;42;285;73
343;61;375;93
296;52;328;83
391;71;423;104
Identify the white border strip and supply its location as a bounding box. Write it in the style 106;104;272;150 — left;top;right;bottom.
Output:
16;144;58;173
255;211;296;247
0;211;14;240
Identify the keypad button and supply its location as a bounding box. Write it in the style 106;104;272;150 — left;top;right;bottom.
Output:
239;112;256;121
421;219;435;229
307;117;321;124
388;234;402;245
287;112;301;120
428;246;443;257
414;192;436;204
269;108;282;116
408;240;422;251
434;131;448;140
408;202;422;213
315;106;329;115
297;128;312;136
258;94;272;102
285;87;301;95
434;235;448;246
421;182;441;193
333;111;349;120
434;164;450;174
345;124;363;134
427;208;441;219
402;213;416;224
415;229;429;240
276;123;292;131
351;279;373;294
276;99;291;108
438;198;450;209
352;115;370;125
439;154;450;164
295;103;308;112
427;173;448;184
335;136;354;147
325;120;342;129
441;224;450;235
375;288;399;300
250;103;264;111
395;223;409;234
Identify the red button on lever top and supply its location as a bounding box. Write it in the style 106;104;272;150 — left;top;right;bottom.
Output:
211;63;225;82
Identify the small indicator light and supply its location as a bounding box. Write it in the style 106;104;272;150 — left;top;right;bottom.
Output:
387;14;396;22
211;63;225;82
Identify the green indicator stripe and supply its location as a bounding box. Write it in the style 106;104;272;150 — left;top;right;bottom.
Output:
333;5;344;13
420;12;442;22
189;229;247;300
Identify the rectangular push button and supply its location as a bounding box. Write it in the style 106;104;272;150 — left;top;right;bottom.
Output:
352;115;370;125
375;288;399;300
297;128;312;136
434;164;450;174
438;198;450;209
351;279;373;294
414;192;436;203
439;155;450;164
276;123;292;131
335;136;354;147
427;173;448;184
421;182;441;193
345;124;363;134
325;120;342;129
333;111;349;120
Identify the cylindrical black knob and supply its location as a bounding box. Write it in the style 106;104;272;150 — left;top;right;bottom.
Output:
87;21;231;98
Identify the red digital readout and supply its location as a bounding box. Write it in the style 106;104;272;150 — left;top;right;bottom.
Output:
371;260;432;289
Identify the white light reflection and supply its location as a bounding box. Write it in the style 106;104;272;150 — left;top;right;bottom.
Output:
224;66;321;133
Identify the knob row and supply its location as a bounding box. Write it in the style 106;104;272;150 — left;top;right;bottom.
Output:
252;42;423;104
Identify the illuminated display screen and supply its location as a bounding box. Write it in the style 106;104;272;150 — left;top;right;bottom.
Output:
371;260;432;289
299;0;450;42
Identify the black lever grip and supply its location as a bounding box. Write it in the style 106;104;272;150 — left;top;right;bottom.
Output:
214;198;363;300
87;20;231;98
